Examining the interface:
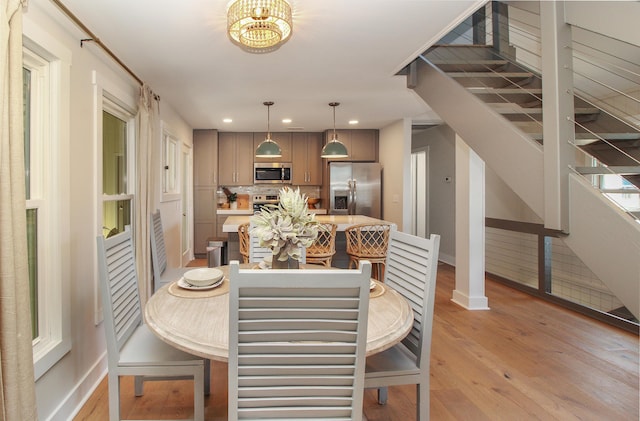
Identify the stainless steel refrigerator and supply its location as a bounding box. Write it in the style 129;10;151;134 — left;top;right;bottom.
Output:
329;162;382;218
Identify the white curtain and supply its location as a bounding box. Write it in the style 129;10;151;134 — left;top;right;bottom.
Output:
135;85;159;306
0;0;38;419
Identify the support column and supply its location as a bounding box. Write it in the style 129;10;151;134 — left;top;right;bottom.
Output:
452;136;489;310
541;1;574;232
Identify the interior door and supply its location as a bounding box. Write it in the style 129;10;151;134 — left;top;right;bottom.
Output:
181;144;192;266
411;148;429;237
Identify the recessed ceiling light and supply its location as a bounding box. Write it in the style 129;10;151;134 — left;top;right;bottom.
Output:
223;118;233;123
282;118;292;124
348;120;359;125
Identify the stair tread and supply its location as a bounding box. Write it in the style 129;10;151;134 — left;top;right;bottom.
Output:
601;188;640;194
448;71;534;78
430;59;509;65
469;87;543;94
575;166;640;175
524;132;640;142
489;105;600;115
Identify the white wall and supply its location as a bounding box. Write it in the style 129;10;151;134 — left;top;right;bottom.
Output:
24;1;194;419
379;119;411;231
158;109;195;268
410;123;544;265
412;125;457;264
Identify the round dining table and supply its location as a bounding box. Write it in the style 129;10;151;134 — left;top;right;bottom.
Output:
144;263;414;362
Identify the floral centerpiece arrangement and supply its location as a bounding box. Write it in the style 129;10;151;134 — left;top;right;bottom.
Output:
250;187;319;268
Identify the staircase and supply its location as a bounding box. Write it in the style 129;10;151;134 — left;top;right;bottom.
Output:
409;44;640;319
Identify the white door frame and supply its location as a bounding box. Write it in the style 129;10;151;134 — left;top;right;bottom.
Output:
411;146;429;237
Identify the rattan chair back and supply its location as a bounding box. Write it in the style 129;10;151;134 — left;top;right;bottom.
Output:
306;223;338;267
238;222;250;264
345;223;392;280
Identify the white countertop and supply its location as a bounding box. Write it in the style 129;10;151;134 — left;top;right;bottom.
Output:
216;209;254;215
217;208;327;216
222;214;395;232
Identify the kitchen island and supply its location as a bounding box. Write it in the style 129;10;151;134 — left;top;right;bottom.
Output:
222;215;397;268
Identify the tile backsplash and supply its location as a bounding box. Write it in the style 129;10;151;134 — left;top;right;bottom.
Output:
221;185;321;201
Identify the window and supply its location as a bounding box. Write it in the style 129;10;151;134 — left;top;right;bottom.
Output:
162;123;180;201
102;107;134;237
93;70;137;324
23;41;71;380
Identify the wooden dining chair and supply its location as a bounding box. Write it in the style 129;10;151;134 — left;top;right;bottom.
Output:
305;222;337;267
227;260;372;421
364;230;440;421
345;223;392;280
150;209;191;291
96;227;206;421
238;222;250;263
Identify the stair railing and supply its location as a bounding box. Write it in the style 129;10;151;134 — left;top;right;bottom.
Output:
424;1;640;222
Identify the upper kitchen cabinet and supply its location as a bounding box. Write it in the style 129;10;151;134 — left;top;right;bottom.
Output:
253;132;292;162
194;129;218;187
323;129;378;162
218;132;254;186
291;132;322;185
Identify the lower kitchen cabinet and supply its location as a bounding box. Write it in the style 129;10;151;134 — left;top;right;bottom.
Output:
193;130;218;255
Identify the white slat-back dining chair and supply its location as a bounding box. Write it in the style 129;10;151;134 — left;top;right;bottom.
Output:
96;228;206;421
150;209;191;291
149;210;211;395
228;260;372;421
248;223;306;264
364;231;440;421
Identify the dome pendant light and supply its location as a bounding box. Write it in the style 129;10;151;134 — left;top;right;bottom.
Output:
321;102;348;159
255;101;282;158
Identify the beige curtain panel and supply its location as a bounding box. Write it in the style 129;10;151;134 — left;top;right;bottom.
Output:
1;0;39;420
135;85;159;307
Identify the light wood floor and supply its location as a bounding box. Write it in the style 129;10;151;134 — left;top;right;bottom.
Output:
74;262;639;420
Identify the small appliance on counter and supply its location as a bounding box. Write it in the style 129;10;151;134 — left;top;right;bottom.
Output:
216;189;227;208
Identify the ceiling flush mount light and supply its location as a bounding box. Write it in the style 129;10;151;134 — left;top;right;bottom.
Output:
255;101;282;158
227;0;293;53
321;102;349;159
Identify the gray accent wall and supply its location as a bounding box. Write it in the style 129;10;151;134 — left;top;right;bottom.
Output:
412;125;456;265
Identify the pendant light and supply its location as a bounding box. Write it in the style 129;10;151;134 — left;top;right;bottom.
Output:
255;101;282;158
321;102;348;158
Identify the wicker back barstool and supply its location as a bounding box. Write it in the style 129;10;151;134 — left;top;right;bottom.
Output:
238;222;250;264
306;223;338;267
345;223;392;280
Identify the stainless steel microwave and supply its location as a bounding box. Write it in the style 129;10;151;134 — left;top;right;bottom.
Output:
254;163;292;184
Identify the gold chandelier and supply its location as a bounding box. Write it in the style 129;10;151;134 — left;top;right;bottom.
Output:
227;0;293;53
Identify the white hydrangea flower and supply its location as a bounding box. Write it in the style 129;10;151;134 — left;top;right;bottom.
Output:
250;187;319;261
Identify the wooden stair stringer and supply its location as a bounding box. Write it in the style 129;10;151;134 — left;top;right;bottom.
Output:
413;56;545;218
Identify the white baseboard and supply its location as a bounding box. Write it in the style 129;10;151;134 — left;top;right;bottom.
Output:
438;253;455;266
44;352;107;421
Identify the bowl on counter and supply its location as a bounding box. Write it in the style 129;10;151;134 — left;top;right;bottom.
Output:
307;198;321;209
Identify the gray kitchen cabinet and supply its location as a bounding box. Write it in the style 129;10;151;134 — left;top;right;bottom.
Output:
323;129;378;162
216;215;228;238
292;132;322;185
253;132;292;162
218;132;254;185
193;129;218;255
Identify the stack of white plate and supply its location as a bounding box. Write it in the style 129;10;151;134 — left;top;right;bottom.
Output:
182;268;224;288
